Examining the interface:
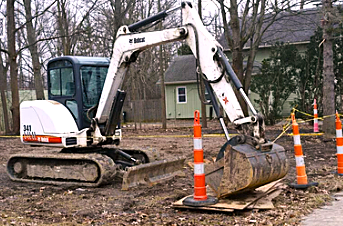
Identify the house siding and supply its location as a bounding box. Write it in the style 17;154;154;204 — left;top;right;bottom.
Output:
225;43;309;63
165;83;212;119
164;42;311;120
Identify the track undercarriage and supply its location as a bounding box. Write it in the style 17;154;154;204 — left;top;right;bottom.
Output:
7;147;185;189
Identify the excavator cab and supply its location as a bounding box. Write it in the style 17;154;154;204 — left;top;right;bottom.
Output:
47;56;110;130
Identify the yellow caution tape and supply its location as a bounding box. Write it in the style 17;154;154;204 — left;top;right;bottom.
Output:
292;107;339;123
0;135;20;138
287;132;324;136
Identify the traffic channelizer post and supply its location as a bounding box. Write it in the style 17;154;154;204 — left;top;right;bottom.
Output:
313;99;319;133
290;113;318;188
183;110;218;207
335;111;343;176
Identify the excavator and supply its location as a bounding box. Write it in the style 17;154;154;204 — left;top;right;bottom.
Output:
7;2;288;196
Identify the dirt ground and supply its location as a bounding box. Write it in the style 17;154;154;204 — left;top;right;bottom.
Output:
1;120;343;225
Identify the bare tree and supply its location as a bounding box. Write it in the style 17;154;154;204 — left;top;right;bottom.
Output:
7;0;20;134
322;0;336;136
198;0;208;128
0;51;9;133
56;0;99;55
218;0;292;115
158;0;167;129
24;0;45;99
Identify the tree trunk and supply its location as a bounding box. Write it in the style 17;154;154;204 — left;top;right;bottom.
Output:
322;0;335;137
57;0;70;55
158;0;167;129
220;0;247;116
24;0;45;100
198;0;207;127
219;0;277;117
0;57;10;133
7;0;20;134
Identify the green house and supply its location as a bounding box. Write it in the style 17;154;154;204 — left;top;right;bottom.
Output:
164;55;213;119
164;8;320;119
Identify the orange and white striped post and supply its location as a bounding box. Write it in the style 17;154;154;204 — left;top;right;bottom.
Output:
193;110;206;200
313;99;319;133
183;110;217;207
335;111;343;176
290;113;318;188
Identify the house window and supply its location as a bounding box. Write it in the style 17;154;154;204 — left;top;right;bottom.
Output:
177;87;187;103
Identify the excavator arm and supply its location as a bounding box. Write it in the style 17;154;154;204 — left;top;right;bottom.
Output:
89;1;288;197
92;2;265;147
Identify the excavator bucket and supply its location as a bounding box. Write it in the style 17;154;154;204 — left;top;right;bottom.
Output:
205;139;289;198
122;156;185;190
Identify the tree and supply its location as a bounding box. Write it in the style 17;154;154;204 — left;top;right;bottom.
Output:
218;0;298;116
7;0;20;134
55;0;99;56
333;22;343;112
198;0;207;128
24;0;45;100
119;0;178;127
0;52;9;133
250;43;298;125
158;0;167;129
322;0;336;136
292;28;323;116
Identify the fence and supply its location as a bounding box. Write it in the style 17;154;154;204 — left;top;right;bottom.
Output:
123;99;162;123
0;90;44;132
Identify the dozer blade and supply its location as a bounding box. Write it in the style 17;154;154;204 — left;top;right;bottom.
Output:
205;141;289;198
7;153;118;187
122;156;185;190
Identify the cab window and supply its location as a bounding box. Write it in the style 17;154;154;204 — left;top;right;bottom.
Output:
80;66;108;108
49;61;74;96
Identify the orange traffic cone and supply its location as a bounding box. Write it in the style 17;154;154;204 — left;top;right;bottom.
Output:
313;99;319;132
183;110;217;206
290;113;318;188
335;111;343;176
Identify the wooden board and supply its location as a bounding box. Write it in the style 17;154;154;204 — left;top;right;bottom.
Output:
173;181;285;212
173;191;275;211
247;190;282;209
173;196;234;212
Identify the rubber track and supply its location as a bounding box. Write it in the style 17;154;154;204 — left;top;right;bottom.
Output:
7;153;118;187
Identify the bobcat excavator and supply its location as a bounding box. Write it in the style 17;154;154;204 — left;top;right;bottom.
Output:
7;2;288;196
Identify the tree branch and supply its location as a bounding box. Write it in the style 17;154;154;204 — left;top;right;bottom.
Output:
14;0;57;33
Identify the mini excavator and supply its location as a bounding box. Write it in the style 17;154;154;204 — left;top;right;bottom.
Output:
7;2;289;195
